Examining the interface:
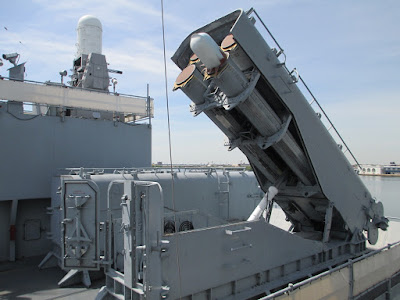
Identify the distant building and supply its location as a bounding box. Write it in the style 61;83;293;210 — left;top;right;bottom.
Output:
358;162;400;175
383;162;400;174
359;164;383;175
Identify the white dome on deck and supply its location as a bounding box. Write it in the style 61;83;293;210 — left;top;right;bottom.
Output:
76;15;103;58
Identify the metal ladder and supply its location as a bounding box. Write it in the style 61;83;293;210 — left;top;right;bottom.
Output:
216;168;230;220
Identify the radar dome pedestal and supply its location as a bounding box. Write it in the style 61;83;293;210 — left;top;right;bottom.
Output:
76;15;103;58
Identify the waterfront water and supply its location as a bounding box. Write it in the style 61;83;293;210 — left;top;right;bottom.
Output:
360;176;400;218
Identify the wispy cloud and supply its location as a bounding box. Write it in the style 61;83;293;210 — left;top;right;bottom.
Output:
31;0;183;30
1;0;399;164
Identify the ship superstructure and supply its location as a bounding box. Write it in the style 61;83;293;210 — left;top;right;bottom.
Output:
0;15;153;263
85;8;396;300
1;9;400;300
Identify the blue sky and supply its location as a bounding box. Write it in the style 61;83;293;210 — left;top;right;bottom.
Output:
1;0;399;165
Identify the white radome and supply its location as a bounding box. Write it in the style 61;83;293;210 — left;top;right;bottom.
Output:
76;15;103;58
190;32;225;69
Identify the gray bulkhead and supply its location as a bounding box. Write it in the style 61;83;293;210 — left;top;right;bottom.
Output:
51;168;262;268
0;103;151;261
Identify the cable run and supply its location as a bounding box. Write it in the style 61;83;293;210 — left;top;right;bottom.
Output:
160;0;182;298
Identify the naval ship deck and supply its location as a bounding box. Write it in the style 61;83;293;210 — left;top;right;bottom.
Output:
1;212;400;300
0;256;101;299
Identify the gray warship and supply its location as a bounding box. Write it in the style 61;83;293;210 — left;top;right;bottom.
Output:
1;9;400;300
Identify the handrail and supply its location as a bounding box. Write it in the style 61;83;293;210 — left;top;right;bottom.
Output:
246;8;285;56
298;75;362;168
259;240;400;299
62;166;248;176
0;76;148;100
246;9;361;169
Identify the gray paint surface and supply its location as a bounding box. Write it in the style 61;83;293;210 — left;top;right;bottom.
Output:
171;9;387;243
0;107;151;201
0;101;151;261
230;9;372;237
